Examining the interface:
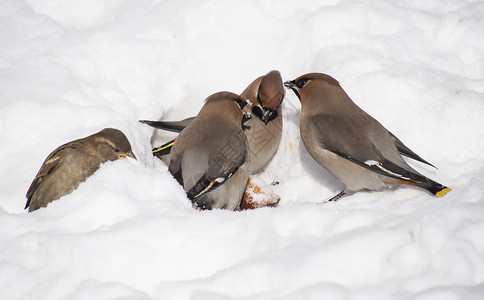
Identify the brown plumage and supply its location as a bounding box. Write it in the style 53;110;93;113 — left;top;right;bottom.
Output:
284;72;451;201
141;70;285;174
25;128;136;212
241;70;285;173
168;91;250;210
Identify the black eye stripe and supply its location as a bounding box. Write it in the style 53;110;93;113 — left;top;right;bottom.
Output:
235;99;246;109
256;86;263;106
297;78;308;88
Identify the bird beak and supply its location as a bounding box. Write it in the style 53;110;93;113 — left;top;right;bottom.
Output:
251;105;277;125
119;151;137;160
283;80;301;101
283;80;296;89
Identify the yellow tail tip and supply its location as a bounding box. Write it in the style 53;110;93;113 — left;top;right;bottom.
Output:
436;187;451;197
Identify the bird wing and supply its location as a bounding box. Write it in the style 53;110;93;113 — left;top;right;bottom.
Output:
139;117;195;133
186;166;241;200
310;114;430;184
25;149;64;208
388;131;436;168
168;150;184;187
187;129;248;200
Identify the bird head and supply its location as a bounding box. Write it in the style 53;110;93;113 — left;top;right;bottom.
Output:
251;70;284;125
284;77;308;102
284;72;341;103
96;128;137;161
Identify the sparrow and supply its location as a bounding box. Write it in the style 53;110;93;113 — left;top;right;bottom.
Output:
25;128;136;212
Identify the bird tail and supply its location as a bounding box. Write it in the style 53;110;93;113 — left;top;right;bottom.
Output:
139;117;194;133
152;138;176;156
417;179;451;197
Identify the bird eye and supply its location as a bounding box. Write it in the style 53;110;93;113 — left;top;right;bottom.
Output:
297;78;308;88
114;148;120;152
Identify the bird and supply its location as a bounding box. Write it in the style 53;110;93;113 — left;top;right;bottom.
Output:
284;72;451;201
240;70;285;173
141;70;285;174
167;91;251;210
25;128;136;212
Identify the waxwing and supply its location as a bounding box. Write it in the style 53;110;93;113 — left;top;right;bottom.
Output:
141;70;285;174
284;72;450;201
167;91;251;210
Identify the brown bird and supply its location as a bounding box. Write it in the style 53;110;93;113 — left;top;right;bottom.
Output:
241;70;285;173
141;70;285;174
284;72;451;201
25;128;136;212
168;91;251;210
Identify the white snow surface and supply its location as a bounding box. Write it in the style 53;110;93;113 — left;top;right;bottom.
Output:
1;0;484;299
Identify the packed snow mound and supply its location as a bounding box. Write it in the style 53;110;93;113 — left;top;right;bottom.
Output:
1;0;483;299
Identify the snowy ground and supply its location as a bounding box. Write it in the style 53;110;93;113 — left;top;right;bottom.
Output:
1;0;484;299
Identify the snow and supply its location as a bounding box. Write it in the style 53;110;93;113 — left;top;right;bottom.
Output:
1;0;484;299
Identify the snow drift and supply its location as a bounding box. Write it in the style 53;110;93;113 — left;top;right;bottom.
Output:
1;0;483;299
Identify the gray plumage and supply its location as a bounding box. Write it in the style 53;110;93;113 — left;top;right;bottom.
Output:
141;117;195;134
168;91;250;210
141;70;285;174
25;128;136;212
284;72;450;200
